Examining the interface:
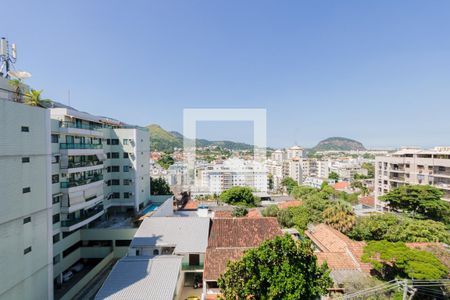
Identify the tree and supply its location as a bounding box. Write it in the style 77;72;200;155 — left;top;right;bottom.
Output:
150;177;172;195
323;201;356;233
328;171;339;181
348;213;450;244
362;241;448;280
350;180;369;196
219;186;259;207
262;204;279;217
379;185;450;223
218;235;332;300
362;162;375;178
281;177;298;194
24;89;51;107
232;206;248;217
277;208;294;228
157;153;175;170
268;173;274;191
291;185;317;200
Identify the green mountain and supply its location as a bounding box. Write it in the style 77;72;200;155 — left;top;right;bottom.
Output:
147;124;254;152
312;137;366;151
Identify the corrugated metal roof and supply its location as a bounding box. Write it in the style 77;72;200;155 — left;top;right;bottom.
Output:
130;217;210;253
95;256;182;300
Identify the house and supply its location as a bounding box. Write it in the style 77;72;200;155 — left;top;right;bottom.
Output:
305;224;372;285
95;255;183;300
203;217;283;298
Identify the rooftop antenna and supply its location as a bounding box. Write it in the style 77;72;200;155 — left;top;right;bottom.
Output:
0;37;32;80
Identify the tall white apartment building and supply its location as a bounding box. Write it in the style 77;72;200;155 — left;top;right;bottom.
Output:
287;145;304;160
375;148;450;209
198;158;267;194
0;78;53;300
282;158;303;184
48;105;151;287
267;160;283;191
329;160;367;180
271;149;286;163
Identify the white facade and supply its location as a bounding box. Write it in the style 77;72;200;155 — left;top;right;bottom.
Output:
287;145;304;160
375;148;450;209
0;79;53;300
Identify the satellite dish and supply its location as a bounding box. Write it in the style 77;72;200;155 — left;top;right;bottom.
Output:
8;70;32;80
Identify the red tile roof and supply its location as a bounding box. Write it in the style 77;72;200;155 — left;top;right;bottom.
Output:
213;210;233;218
332;181;350;191
359;196;375;207
277;200;303;209
305;224;371;273
204;248;245;280
247;208;262;218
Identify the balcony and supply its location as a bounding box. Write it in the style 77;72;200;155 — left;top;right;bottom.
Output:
61;175;103;189
59;121;103;137
60;143;102;150
64;159;104;174
68;160;103;168
60;121;102;131
61;204;104;231
181;262;204;271
61;194;104;213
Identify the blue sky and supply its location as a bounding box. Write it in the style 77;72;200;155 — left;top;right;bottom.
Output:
3;1;450;148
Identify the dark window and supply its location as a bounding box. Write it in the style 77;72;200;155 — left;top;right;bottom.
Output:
107;152;111;159
115;240;131;247
21;126;29;132
24;246;32;255
111;166;120;172
124;192;130;199
62;229;80;239
52;214;60;224
123;166;129;172
123;179;130;185
23;187;31;193
111;192;120;199
111;139;119;145
111;152;119;159
111;179;120;186
153;249;159;255
106;139;111;145
53;254;60;264
23;217;31;224
51;134;59;143
123;152;129;159
52;195;61;204
52;156;59;164
53;233;60;244
189;254;200;266
63;241;82;258
22;157;30;163
52;174;60;184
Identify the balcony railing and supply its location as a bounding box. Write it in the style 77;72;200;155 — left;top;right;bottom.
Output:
60;143;103;149
61;204;104;227
68;160;103;169
181;262;204;270
60;175;103;188
60;121;102;131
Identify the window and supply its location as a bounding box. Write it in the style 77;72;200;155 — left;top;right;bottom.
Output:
111;166;120;172
111;192;120;199
52;195;61;204
115;240;131;247
24;246;32;255
52;214;60;224
153;249;159;255
123;179;130;185
23;217;31;224
123;165;130;172
22;157;30;163
111;179;120;186
106;139;111;145
23;187;31;193
52;155;60;164
123;152;129;159
52;174;60;184
53;254;60;264
107;152;111;159
53;233;60;244
51;134;59;143
124;192;130;199
111;152;119;159
21;126;29;132
111;139;119;145
123;139;128;145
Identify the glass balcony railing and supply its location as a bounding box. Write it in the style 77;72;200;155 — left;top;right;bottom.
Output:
61;204;104;227
60;175;103;188
68;160;103;169
60;121;102;131
60;143;103;149
181;262;204;270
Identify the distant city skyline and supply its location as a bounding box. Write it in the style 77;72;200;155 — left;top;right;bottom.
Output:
3;0;450;148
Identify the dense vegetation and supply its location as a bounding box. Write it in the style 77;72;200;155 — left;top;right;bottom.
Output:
150;177;172;195
362;241;448;280
219;186;260;207
157;153;175;169
218;235;332;299
232;206;248;217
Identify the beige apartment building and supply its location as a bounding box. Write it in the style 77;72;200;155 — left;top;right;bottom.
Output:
375;147;450;209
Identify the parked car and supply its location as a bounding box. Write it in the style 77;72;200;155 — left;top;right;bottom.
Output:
71;263;84;273
186;296;200;300
62;271;73;282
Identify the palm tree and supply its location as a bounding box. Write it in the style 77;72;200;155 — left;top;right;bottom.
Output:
8;79;22;102
24;89;52;107
323;201;356;233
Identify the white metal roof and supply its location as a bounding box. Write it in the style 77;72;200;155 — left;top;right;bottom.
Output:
95;255;182;300
130;217;210;253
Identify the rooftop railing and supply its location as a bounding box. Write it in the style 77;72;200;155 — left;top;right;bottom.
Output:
181;262;204;271
60;121;102;131
60;143;103;149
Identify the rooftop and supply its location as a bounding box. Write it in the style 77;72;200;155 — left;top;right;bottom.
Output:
130;217;210;253
95;256;182;300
